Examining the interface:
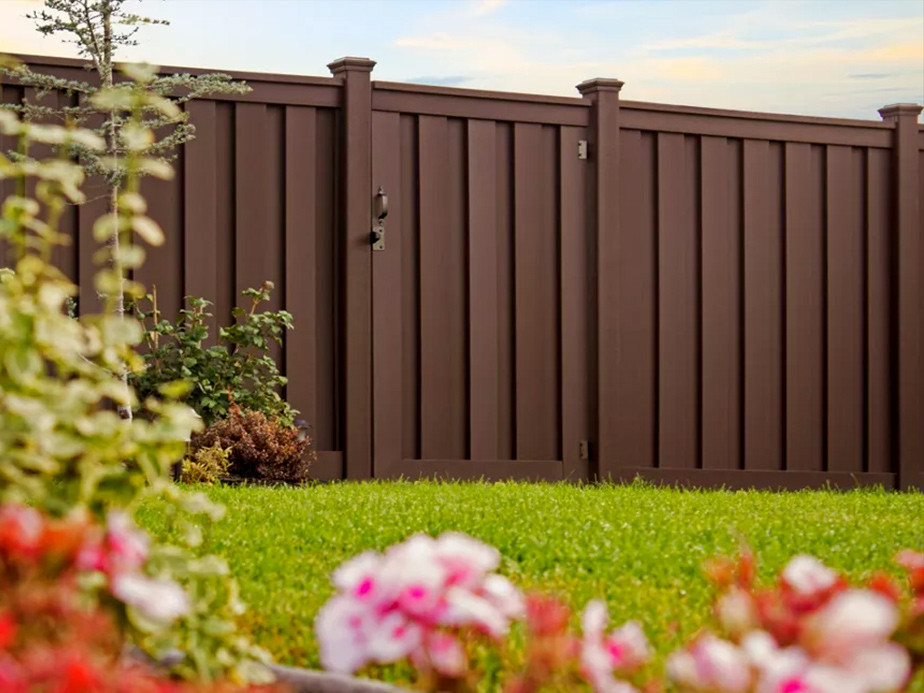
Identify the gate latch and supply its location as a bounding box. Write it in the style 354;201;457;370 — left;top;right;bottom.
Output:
371;186;388;251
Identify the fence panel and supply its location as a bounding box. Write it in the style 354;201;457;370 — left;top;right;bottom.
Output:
3;54;922;489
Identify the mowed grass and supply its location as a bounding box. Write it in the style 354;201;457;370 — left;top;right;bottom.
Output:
137;482;924;681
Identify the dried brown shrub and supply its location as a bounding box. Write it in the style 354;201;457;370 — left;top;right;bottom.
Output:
190;405;313;483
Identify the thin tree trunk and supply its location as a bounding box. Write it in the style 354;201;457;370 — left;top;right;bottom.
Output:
100;8;132;422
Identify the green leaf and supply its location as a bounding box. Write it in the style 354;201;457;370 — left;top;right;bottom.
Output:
4;344;43;383
93;215;121;242
132;216;165;245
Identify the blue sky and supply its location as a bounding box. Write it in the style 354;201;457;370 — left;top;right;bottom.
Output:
1;0;922;119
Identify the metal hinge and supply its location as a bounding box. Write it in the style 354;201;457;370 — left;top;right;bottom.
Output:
579;439;590;460
577;140;588;160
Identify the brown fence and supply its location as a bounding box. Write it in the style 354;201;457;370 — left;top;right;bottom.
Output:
3;54;923;490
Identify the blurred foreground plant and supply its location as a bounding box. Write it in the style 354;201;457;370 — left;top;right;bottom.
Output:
0;57;271;683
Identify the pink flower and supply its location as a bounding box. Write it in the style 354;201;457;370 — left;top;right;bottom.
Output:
433;532;500;588
581;601;649;693
420;632;466;678
781;556;838;598
77;510;148;576
366;611;425;664
332;551;382;602
802;589;899;660
111;573;189;623
666;634;752;693
316;532;524;675
743;622;910;693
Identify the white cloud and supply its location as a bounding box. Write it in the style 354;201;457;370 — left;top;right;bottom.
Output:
391;3;923;118
472;0;507;16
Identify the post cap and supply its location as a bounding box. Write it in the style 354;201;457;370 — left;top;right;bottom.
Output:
576;78;624;96
878;103;922;120
327;57;376;76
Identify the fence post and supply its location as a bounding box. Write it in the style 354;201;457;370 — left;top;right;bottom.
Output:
879;103;924;491
329;57;376;480
577;77;624;481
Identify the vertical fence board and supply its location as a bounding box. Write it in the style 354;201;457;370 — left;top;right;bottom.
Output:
826;146;864;473
495;123;516;460
615;130;657;470
314;109;338;451
419;115;466;458
372;110;403;473
51;91;79;283
514;123;560;460
743;139;783;470
400;115;421;460
77;177;108;315
184;101;219;340
234;103;273;302
701;136;741;470
265;106;286;369
467;119;499;460
284;106;318;439
214;103;236;327
657;133;699;469
784;142;825;472
560;125;589;479
866;147;892;474
139;162;183;322
448;118;469;457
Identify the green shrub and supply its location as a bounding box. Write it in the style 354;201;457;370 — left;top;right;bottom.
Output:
181;443;231;485
190;406;313;484
131;283;296;426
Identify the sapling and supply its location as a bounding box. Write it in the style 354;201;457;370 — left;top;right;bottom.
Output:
1;0;250;419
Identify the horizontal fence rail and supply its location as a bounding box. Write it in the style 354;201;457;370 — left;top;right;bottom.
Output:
3;54;922;490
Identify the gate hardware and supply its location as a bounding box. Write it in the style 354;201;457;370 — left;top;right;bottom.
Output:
371;186;388;251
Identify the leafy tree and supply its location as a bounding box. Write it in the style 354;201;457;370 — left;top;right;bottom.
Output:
0;0;250;420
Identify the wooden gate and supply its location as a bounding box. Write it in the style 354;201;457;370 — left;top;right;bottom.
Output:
368;86;593;481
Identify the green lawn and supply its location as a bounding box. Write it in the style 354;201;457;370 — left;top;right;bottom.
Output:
137;481;924;683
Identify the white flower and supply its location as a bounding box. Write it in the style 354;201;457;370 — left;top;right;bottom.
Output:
314;595;372;674
112;573;190;623
804;590;899;660
442;587;510;638
841;642;911;692
667;634;752;693
781;556;838;597
715;588;758;637
482;574;525;620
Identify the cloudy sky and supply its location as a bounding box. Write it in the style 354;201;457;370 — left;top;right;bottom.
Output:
1;0;922;120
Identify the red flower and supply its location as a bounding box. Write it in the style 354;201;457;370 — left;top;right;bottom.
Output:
525;594;571;638
0;612;17;651
867;571;903;603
